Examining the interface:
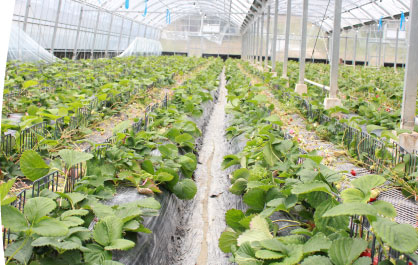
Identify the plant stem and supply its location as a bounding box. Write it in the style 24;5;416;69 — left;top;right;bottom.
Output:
277;224;301;232
272;219;302;225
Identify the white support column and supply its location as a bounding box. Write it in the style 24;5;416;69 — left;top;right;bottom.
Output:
91;11;100;59
50;0;63;55
257;16;262;63
247;33;250;60
324;0;343;109
259;12;264;64
271;0;279;72
247;32;250;60
252;23;256;62
295;0;308;95
344;34;348;65
243;33;245;60
23;0;31;32
400;0;418;132
265;5;271;69
249;25;251;60
127;20;134;45
105;14;114;58
117;18;125;53
394;25;399;70
72;7;83;60
244;33;247;60
242;34;244;58
352;30;357;66
283;0;292;78
248;25;252;61
255;18;259;64
365;31;370;66
378;30;383;66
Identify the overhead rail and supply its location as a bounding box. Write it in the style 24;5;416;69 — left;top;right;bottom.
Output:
240;0;411;34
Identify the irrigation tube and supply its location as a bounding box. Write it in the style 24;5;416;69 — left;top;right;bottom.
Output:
304;78;330;91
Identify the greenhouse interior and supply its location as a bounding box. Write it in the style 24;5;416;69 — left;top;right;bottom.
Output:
2;0;418;264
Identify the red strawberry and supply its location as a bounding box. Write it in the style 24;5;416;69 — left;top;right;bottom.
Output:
351;169;357;176
360;248;371;257
373;256;379;265
375;95;379;98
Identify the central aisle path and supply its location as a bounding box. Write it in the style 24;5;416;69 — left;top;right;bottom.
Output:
173;68;238;265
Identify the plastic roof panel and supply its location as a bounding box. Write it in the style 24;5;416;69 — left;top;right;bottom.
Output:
82;0;410;32
83;0;253;28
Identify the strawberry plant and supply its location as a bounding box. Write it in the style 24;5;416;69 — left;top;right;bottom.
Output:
1;57;224;264
219;59;418;265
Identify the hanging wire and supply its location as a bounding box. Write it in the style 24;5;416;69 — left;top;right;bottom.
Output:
309;0;332;64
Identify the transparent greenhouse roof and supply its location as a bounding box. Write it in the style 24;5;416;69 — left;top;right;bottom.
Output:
82;0;410;32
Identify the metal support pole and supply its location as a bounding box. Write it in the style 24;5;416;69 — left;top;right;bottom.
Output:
400;0;418;130
283;0;291;77
298;0;309;84
128;20;134;45
255;18;259;64
247;30;250;60
91;11;100;59
246;33;249;60
72;7;83;60
242;33;245;59
271;0;279;72
248;26;251;61
383;37;386;65
378;30;383;66
259;12;264;64
117;18;124;53
265;5;271;68
241;36;244;58
105;14;114;58
50;0;63;55
352;30;357;66
329;0;342;99
344;34;348;65
395;25;399;70
252;23;255;61
248;28;251;61
365;31;370;66
23;0;31;32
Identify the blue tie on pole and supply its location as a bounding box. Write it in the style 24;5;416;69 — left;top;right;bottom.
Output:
378;17;383;30
400;11;405;31
166;9;171;24
143;0;148;17
125;0;129;9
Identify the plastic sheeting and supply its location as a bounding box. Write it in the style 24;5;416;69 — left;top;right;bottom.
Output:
118;37;162;57
8;24;58;63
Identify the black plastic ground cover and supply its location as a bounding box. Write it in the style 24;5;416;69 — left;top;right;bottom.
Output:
107;187;183;264
107;72;223;265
